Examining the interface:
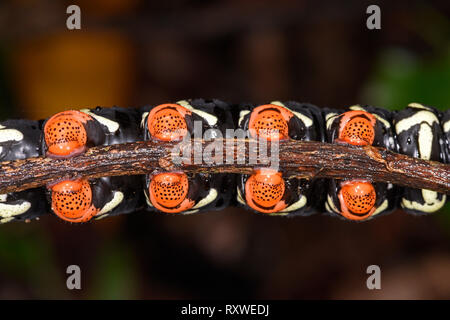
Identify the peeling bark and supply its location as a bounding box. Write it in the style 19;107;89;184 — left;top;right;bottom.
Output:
0;139;448;194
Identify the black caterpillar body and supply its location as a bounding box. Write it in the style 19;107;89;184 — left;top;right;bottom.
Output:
0;99;448;223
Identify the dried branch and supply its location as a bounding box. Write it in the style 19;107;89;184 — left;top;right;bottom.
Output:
0;139;448;194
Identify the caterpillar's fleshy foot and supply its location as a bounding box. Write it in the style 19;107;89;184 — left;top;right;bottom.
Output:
44;110;95;159
148;172;195;213
337;180;376;221
50;179;99;223
335;110;377;146
248;104;294;141
244;169;287;214
147;103;191;141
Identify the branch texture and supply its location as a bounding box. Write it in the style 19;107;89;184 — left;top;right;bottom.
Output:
0;139;448;194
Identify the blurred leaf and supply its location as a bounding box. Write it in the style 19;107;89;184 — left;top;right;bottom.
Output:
89;241;138;299
363;47;450;111
435;202;450;235
0;224;64;298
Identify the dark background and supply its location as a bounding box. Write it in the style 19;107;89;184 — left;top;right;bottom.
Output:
0;0;449;299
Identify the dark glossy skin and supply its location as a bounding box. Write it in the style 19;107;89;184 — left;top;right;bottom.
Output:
0;119;42;161
324;107;399;220
0;101;447;222
236;102;325;215
94;176;145;219
41;107;145;222
394;108;443;161
0;119;48;222
392;104;447;215
0;188;50;223
89;106;144;145
324;105;397;151
143;99;235;214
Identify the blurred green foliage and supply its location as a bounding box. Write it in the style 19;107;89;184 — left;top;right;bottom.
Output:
89;241;138;299
0;225;66;298
363;47;450;111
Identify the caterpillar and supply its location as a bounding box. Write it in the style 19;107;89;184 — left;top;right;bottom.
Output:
0;99;448;224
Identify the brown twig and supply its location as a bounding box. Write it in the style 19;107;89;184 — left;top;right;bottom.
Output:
0;139;448;194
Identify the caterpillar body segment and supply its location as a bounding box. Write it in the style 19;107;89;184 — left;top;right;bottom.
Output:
398;188;447;216
41;107;145;222
0;119;42;161
0;188;49;224
324;105;400;220
82;106;143;146
92;176;146;220
177;98;235;139
393;103;447;215
236;101;325;215
393;103;444;161
42;107;144;159
48;175;145;223
143;99;235;214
